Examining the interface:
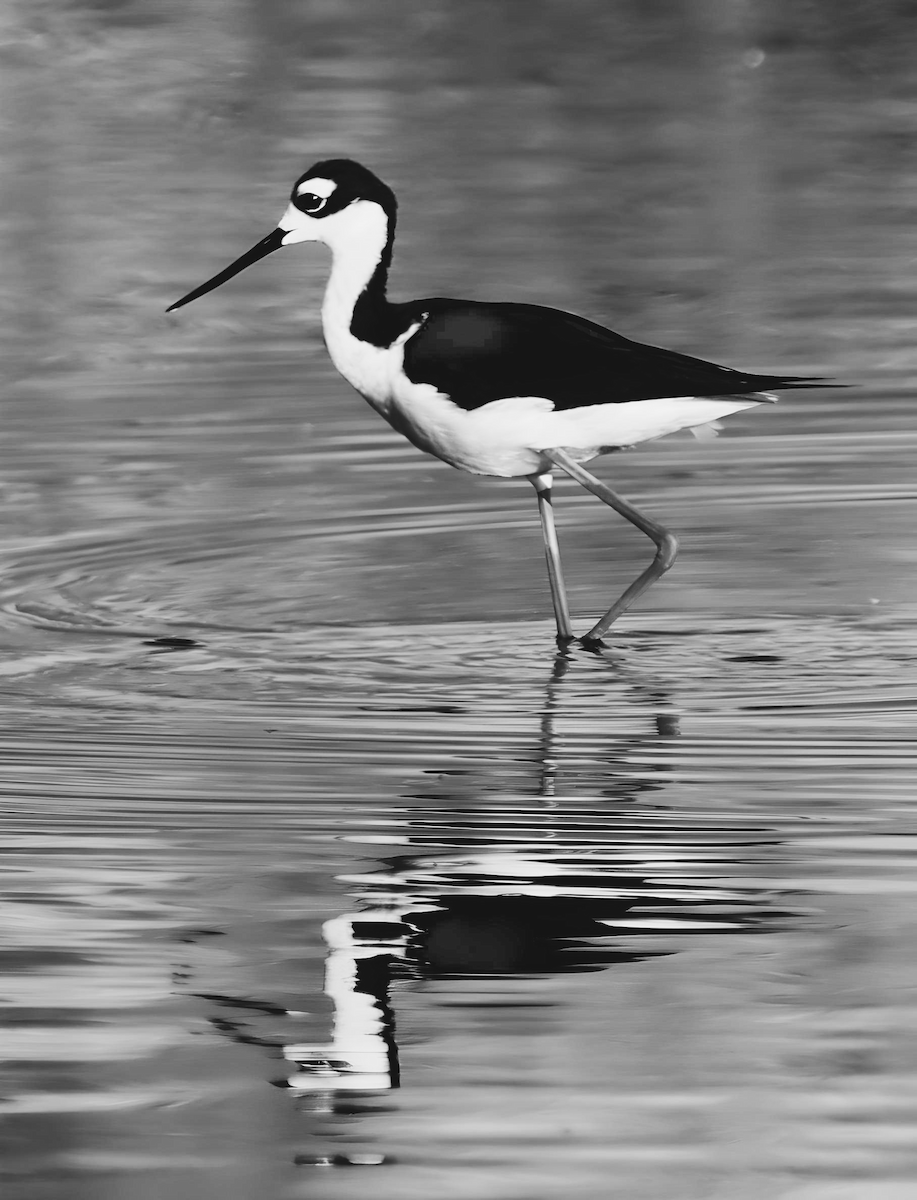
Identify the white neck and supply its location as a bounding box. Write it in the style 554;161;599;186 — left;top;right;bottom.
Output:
317;201;403;409
320;201;391;339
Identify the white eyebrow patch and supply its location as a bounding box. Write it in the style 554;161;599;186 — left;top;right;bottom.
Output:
297;177;337;199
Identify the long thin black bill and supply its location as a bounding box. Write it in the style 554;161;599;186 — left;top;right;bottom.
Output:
166;227;287;313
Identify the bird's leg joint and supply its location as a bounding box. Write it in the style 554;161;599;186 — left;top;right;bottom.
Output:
655;530;679;572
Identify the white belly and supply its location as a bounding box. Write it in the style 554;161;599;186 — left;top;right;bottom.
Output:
391;390;767;477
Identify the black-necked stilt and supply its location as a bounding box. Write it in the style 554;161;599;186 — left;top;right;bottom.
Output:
168;159;832;646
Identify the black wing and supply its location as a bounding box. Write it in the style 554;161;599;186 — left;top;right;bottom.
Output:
401;300;831;411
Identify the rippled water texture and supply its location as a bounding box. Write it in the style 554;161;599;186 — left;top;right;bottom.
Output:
2;3;917;1199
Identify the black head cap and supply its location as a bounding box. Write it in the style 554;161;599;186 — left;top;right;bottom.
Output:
291;159;397;220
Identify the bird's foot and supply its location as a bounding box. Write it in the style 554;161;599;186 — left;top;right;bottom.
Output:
578;634;608;653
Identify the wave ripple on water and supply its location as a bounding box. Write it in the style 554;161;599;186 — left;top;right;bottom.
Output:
0;607;915;1199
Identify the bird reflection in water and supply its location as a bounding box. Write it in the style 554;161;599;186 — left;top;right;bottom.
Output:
278;650;747;1105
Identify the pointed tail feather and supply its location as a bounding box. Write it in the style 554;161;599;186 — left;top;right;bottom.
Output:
760;375;846;390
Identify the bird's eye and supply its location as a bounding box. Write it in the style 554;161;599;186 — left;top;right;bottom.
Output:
295;192;326;214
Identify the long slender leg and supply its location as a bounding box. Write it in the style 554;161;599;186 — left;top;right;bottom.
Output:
544;448;678;646
530;472;574;644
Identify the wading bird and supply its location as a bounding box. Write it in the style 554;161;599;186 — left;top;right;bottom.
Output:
168;159;830;646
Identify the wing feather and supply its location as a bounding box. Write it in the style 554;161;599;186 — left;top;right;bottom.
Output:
401;300;831;411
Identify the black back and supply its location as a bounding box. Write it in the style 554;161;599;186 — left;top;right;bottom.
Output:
400;300;826;410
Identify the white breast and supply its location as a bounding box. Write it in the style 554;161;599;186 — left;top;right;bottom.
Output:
323;313;472;465
322;314;421;415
